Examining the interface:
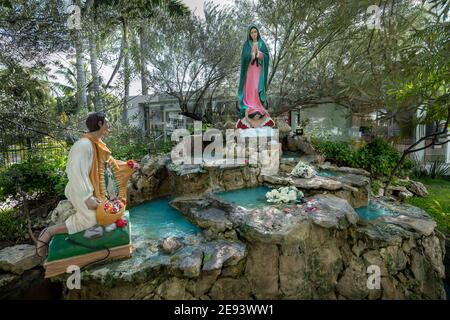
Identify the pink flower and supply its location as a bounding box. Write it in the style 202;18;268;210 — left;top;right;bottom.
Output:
127;160;140;170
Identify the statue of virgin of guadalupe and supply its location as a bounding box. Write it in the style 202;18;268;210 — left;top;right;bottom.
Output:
236;24;274;129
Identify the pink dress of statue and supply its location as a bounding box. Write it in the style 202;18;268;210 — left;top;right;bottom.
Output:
237;42;274;129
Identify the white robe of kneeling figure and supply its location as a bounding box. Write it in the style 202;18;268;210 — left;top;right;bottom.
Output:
64;138;97;234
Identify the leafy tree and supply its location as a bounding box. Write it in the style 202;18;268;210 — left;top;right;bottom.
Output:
147;2;241;121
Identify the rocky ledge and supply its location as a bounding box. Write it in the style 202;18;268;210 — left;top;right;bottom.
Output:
262;171;370;208
59;229;248;300
127;155;371;209
57;193;446;300
169;193;445;299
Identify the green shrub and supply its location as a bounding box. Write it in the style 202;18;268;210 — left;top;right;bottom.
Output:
427;160;450;179
154;139;175;155
105;126;152;161
106;126;174;161
313;137;411;178
312;139;355;167
0;148;68;201
371;180;382;194
353;138;404;177
0;208;27;242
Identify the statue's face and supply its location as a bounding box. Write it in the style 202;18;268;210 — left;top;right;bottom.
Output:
250;28;258;41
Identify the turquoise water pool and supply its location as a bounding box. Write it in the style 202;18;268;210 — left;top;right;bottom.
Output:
215;186;272;209
316;170;338;177
129;198;201;240
356;201;399;221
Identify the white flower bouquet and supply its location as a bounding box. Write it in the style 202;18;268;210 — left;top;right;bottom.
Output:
290;160;317;179
266;186;304;204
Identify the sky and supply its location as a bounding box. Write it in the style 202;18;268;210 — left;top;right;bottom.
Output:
182;0;233;19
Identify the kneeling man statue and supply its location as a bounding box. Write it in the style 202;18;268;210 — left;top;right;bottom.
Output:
36;112;139;257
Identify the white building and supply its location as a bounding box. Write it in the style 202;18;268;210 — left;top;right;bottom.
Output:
126;94;237;137
126;94;189;137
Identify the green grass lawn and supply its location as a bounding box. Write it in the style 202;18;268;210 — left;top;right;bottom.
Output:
406;178;450;234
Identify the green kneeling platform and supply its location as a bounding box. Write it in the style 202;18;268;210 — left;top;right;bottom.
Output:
44;215;132;278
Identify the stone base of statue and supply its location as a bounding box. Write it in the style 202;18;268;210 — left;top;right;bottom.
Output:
43;213;132;278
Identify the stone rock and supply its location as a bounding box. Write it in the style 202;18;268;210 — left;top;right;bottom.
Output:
286;135;317;155
310;194;359;228
407;180;428;197
160;236;183;254
388;185;409;193
329;173;371;189
421;235;445;279
156;277;188;300
317;164;371;177
0;273;18;289
359;221;411;245
220;259;246;278
380;246;407;275
173;170;210;196
402;237;416;254
0;244;43;275
209;277;252;300
261;174;292;186
381;277;406;300
351;240;366;257
186;270;221;297
379;215;436;236
410;249;446;299
279;253;308;298
222;168;246;190
187;208;233;233
399;190;414;201
308;244;343;299
274;117;291;134
362;250;388;276
0;268;49;300
175;248;203;278
291;176;342;190
202;240;247;271
336;259;369;299
387;185;414;201
128;155;171;206
245;242;279;299
49;200;76;225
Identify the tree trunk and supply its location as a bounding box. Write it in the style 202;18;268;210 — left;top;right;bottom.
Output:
121;17;130;126
105;33;124;89
89;31;102;111
74;29;87;112
139;26;149;96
